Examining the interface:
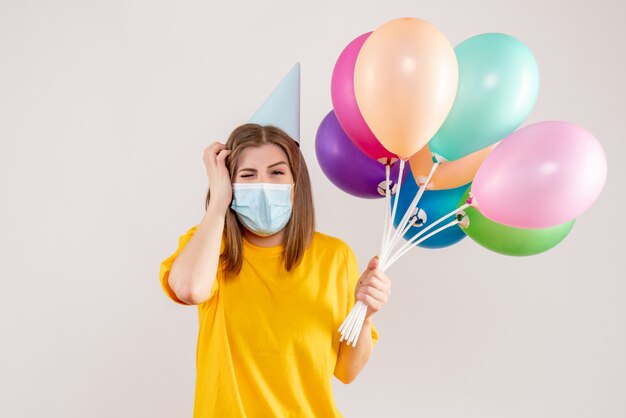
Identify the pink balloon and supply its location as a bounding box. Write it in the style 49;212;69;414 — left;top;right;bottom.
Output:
472;121;607;228
331;32;397;162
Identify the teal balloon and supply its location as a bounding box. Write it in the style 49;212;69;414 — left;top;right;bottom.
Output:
429;33;540;161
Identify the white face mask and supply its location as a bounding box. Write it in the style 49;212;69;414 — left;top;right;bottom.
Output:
230;183;295;237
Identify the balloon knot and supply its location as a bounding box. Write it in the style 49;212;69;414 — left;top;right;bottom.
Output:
431;152;448;164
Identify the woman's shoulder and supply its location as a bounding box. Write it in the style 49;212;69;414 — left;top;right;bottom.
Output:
311;230;353;254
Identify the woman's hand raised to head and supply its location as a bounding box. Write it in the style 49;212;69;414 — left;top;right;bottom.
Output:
203;141;232;214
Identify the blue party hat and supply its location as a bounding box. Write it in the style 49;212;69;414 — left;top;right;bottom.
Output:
249;63;300;144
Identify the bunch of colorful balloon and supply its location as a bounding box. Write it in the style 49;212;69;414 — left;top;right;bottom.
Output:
315;17;607;347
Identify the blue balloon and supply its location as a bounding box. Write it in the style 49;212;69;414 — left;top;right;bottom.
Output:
390;173;468;249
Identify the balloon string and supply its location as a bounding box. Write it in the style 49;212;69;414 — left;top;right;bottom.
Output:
386;202;470;267
339;301;361;341
347;303;367;346
397;214;417;241
382;211;417;269
383;162;440;264
384;219;460;270
379;164;391;261
340;162;449;348
383;159;405;261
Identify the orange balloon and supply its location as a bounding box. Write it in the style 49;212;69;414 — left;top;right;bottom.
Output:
409;143;497;190
354;18;458;159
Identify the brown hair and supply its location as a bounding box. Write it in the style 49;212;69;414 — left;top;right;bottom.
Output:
205;123;315;276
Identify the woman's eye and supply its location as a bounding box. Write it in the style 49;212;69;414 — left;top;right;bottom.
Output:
272;170;284;175
240;174;253;178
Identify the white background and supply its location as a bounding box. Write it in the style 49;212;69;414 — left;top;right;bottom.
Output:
1;0;624;417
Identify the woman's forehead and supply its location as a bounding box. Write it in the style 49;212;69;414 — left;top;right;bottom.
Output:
238;143;289;167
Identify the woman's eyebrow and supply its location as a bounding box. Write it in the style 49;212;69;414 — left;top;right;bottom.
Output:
268;161;288;168
237;161;288;173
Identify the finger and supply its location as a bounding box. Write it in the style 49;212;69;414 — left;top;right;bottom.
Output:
215;150;232;174
204;142;227;155
356;293;383;312
209;140;226;149
216;149;231;163
363;279;391;296
367;256;379;270
361;268;388;283
360;276;389;294
204;146;228;170
367;268;388;283
358;283;389;302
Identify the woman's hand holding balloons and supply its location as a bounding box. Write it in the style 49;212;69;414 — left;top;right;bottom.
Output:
355;256;391;321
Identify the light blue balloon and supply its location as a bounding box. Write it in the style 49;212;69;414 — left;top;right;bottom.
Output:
390;173;467;249
429;33;540;161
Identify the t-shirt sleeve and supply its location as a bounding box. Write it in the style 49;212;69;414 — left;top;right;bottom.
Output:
344;244;379;347
159;225;222;305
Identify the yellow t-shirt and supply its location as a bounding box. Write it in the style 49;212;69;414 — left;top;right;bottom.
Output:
159;225;379;417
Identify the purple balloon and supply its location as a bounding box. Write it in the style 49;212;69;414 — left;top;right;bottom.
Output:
315;110;409;199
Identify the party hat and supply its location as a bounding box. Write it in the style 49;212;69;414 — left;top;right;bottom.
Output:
249;63;300;144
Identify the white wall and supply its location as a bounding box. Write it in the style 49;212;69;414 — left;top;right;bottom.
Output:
1;0;624;416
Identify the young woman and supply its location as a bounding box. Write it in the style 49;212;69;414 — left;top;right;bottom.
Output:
159;123;391;417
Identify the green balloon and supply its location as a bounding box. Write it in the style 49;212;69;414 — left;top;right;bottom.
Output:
430;33;540;161
457;187;575;256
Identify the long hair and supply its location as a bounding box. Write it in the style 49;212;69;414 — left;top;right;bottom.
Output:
205;123;315;276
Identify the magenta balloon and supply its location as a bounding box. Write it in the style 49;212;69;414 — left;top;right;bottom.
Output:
331;32;397;162
472;121;607;228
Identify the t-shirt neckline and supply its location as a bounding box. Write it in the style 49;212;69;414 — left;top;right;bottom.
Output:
242;236;284;257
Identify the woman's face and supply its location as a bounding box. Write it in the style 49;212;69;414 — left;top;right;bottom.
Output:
234;143;295;205
232;143;296;237
234;143;294;184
